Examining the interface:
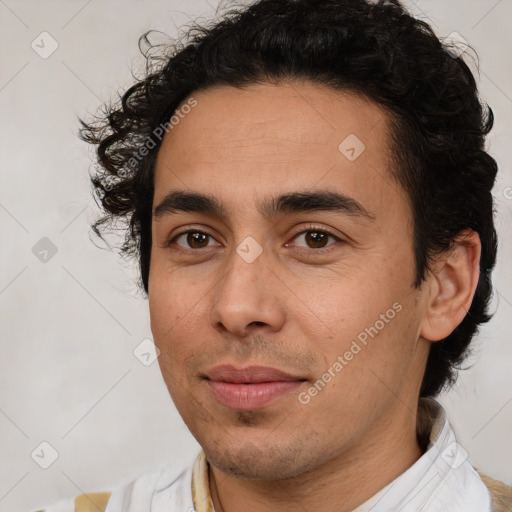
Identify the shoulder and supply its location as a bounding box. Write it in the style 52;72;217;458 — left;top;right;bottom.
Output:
32;457;195;512
31;492;111;512
475;469;512;512
106;462;193;511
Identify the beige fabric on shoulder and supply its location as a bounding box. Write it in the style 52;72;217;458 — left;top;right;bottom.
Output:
74;492;112;512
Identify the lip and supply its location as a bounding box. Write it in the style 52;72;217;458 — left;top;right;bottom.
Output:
205;365;306;410
205;365;303;383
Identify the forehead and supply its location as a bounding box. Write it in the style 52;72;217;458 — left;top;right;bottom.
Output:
153;81;403;217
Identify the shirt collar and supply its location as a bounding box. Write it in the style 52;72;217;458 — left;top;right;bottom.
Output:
192;449;215;512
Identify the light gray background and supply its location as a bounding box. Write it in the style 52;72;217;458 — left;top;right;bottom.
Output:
1;1;511;511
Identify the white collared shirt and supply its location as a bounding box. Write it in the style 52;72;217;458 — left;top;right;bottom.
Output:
352;398;491;511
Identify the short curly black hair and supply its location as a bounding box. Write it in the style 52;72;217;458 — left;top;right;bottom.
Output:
80;0;498;398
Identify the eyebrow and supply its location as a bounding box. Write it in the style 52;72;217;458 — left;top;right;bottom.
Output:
153;190;375;221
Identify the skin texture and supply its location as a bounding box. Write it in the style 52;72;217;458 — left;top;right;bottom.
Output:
148;81;481;512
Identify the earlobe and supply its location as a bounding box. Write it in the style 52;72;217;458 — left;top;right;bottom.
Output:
420;230;481;342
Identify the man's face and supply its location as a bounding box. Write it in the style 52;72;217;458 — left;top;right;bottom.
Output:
149;81;431;480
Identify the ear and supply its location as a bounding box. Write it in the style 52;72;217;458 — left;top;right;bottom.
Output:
420;229;481;342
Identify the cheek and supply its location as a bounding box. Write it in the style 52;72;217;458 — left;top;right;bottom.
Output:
297;271;398;345
148;274;190;357
310;271;417;369
149;254;205;326
148;264;217;368
309;300;421;421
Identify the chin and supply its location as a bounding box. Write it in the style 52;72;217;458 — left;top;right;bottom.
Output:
202;437;325;481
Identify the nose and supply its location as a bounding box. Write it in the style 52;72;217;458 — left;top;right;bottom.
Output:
209;247;287;338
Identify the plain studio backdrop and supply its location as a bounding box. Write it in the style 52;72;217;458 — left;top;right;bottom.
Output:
0;1;511;511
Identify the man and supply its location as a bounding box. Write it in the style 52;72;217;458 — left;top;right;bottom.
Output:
37;0;511;510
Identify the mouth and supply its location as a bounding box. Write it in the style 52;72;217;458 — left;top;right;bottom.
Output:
204;365;307;411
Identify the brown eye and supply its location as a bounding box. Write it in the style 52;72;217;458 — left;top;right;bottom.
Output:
293;230;338;250
305;231;329;248
172;231;215;249
187;232;209;248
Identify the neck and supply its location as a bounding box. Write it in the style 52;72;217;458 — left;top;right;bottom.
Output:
209;402;424;512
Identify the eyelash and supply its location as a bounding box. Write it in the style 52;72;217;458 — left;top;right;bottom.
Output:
165;224;343;254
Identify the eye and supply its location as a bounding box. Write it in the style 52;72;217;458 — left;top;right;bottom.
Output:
170;230;218;250
290;228;340;250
